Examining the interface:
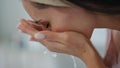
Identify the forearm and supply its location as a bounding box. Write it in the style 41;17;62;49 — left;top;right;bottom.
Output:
84;51;106;68
77;43;107;68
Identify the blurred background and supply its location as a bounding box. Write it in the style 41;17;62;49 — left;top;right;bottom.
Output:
0;0;107;68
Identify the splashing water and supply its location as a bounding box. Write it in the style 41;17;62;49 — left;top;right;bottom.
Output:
43;50;57;58
71;56;77;68
43;50;77;68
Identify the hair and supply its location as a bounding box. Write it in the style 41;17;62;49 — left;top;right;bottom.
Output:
67;0;120;15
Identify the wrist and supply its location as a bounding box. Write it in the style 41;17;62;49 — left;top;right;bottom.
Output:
77;43;106;68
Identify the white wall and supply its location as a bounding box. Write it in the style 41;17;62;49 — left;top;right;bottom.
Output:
0;0;30;38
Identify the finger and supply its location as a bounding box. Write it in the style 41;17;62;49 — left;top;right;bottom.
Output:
20;19;31;27
34;31;60;41
17;19;39;36
29;36;37;41
31;24;44;31
33;31;88;46
33;37;65;53
18;24;37;36
27;20;43;31
27;20;50;31
33;31;68;44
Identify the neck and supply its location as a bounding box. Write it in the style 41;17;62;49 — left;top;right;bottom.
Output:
95;14;120;31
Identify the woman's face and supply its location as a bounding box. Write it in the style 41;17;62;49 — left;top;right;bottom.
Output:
22;0;96;38
22;0;74;31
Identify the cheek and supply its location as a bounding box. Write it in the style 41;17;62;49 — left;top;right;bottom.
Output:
51;22;69;32
51;26;66;32
49;11;71;31
22;1;39;19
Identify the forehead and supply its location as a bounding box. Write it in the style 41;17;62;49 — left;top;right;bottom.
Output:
30;0;71;7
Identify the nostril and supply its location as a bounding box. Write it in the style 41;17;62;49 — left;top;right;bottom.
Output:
31;20;51;31
42;22;51;31
46;23;50;28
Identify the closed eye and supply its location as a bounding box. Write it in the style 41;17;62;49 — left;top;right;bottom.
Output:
30;1;51;9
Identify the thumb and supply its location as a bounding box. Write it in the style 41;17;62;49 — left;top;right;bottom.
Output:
34;31;63;42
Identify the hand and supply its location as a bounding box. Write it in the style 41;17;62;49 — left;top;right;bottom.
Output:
17;19;107;68
17;19;96;62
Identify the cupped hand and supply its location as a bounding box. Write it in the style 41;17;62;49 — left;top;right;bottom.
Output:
17;19;96;62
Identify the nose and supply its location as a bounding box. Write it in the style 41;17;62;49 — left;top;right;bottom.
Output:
30;20;51;31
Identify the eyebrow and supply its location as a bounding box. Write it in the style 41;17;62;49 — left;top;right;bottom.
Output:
29;1;51;9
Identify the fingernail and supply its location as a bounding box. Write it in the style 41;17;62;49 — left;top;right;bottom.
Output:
34;33;45;40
